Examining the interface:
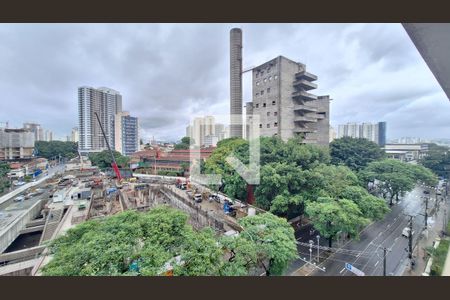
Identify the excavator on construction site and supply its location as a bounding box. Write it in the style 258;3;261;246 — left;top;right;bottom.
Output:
94;112;123;183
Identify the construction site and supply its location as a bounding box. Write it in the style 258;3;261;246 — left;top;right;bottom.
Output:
0;154;264;276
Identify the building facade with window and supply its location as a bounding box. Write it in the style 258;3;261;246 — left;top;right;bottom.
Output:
337;121;387;146
246;56;330;145
78;86;122;153
114;111;139;156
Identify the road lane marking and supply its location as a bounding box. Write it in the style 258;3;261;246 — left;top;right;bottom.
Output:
374;260;379;267
340;268;345;274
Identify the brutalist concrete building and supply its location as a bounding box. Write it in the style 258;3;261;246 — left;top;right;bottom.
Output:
246;56;330;145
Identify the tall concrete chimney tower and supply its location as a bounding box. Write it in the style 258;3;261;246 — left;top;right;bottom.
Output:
230;28;243;138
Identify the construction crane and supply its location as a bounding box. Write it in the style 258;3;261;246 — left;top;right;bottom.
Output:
78;149;84;171
94;112;122;181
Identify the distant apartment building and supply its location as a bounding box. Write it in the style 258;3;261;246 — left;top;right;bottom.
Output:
383;143;429;162
186;115;227;147
337;121;387;146
44;130;53;142
23;123;43;142
0;128;35;160
245;56;330;145
78;86;122;153
329;126;337;143
204;135;219;147
114;111;139;156
71;127;79;143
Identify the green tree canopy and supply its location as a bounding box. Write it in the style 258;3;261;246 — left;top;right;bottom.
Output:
359;159;438;205
174;136;193;150
204;136;330;202
305;197;369;247
420;144;450;179
42;206;297;276
89;150;130;170
330;137;385;171
35;141;78;160
223;212;298;275
0;162;11;194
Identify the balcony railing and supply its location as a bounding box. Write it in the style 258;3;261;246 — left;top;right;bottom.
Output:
293;127;317;133
293;79;318;91
294;104;318;112
295;71;318;81
294;115;317;123
292;90;318;101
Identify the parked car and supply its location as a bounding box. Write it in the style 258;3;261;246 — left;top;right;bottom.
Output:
194;194;202;203
402;227;414;238
423;190;430;194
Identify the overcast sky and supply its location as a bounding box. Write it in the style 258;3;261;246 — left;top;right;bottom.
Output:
0;23;448;142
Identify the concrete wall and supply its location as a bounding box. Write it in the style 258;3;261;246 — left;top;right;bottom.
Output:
147;185;241;233
316;95;330;146
279;56;302;141
0;200;44;253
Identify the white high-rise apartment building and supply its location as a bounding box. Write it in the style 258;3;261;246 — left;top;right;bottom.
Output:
71;127;79;143
337;122;387;146
186;116;227;147
78;86;122;153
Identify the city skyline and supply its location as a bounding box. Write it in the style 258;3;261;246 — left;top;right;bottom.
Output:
0;24;449;141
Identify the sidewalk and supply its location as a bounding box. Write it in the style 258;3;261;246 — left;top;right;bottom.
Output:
404;197;449;276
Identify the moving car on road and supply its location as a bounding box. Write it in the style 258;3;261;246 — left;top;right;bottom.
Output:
14;195;25;202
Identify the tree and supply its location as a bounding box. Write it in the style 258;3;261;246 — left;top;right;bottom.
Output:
254;162;305;217
330;137;385;171
35;141;78;160
305;197;369;247
89;150;130;170
420;144;450;179
339;186;390;221
174;136;193;150
42;206;297;276
0;162;11;194
204;136;330;203
359;159;437;206
225;213;298;275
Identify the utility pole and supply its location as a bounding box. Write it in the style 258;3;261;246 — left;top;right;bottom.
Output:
316;235;320;262
435;186;439;214
309;240;313;263
408;215;413;259
443;206;447;235
383;247;387;276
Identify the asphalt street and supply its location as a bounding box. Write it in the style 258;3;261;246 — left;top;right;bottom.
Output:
287;185;437;276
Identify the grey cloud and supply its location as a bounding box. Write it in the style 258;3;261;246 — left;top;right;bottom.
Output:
0;23;448;141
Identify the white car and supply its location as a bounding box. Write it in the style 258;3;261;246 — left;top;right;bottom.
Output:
402;227;414;238
14;196;25;202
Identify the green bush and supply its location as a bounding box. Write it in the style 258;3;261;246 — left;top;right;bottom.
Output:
430;239;450;276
